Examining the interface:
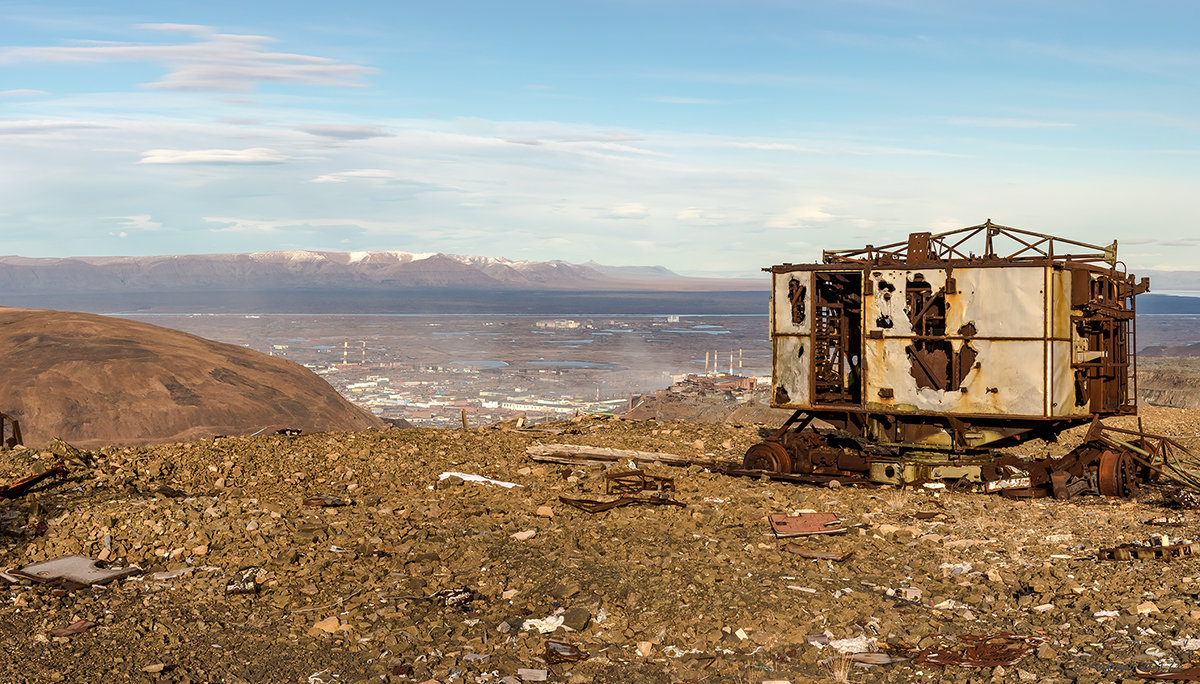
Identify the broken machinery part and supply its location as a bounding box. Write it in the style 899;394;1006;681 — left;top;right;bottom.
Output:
8;555;141;591
767;512;846;538
0;462;67;500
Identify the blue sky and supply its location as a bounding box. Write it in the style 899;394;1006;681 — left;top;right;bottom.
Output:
1;0;1198;277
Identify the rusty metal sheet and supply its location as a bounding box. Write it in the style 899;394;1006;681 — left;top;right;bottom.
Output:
912;633;1044;668
768;513;845;538
1137;663;1200;680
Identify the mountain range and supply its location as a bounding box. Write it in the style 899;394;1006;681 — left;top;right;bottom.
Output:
0;250;765;294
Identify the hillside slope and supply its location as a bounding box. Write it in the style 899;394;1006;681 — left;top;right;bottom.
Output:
0;307;385;447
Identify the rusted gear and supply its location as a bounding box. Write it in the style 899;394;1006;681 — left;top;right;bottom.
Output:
743;441;793;474
1097;449;1139;497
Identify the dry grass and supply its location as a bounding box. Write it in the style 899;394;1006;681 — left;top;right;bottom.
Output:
827;652;854;683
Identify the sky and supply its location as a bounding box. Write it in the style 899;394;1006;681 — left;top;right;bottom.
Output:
1;1;1199;277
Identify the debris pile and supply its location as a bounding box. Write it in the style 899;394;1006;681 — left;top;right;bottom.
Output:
0;407;1197;682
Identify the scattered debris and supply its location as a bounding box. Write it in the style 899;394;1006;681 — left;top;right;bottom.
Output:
431;587;474;608
9;554;140;591
1098;540;1200;561
605;469;675;495
225;566;262;595
911;633;1045;668
768;512;846;538
559;494;686;513
49;619;94;637
0;462;67;499
438;472;523;489
521;614;564;634
544;639;588;663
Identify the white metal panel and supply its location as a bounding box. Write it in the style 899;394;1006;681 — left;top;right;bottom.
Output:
772;272;812;335
772;335;811;407
1048;268;1072;339
863;338;1046;416
944;268;1045;339
1048;340;1085;416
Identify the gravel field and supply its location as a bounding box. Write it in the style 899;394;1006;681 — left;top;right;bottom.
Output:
2;407;1200;683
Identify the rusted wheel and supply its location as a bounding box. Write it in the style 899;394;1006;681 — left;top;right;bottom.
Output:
743;441;793;474
1097;449;1139;498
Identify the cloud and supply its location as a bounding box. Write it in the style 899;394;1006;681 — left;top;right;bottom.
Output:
113;215;161;231
0;89;47;97
0;24;374;92
0;120;107;135
138;147;293;164
606;202;648;219
295;125;392;140
765;205;836;229
311;169;398;183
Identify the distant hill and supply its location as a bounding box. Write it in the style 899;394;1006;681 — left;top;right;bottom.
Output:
0;307;386;448
0;250;765;295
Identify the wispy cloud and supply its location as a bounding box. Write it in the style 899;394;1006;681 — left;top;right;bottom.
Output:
605;202;648;219
295;124;392;140
0;120;107;135
311;169;398;183
0;24;374;92
138;147;293;164
0;89;47;97
112;215;161;231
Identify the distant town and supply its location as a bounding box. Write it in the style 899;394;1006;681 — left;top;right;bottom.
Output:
121;313;772;427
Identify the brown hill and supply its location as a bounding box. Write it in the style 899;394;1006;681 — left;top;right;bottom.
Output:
0;307;385;447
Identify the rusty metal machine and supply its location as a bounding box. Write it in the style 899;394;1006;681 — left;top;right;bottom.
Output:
745;220;1200;498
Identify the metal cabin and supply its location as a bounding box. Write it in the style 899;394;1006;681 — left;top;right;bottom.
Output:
745;220;1154;496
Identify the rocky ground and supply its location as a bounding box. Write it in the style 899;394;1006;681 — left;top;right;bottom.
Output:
2;407;1200;683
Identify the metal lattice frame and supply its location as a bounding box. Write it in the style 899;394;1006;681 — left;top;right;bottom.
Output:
823;219;1118;266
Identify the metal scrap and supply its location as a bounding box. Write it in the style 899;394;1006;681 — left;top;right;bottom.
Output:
0;462;67;500
49;620;94;637
10;555;140;591
431;587;474;608
0;411;21;449
768;512;846;538
225;566;262;595
911;633;1045;668
605;469;675;495
544;639;588;664
558;494;685;513
1098;540;1200;561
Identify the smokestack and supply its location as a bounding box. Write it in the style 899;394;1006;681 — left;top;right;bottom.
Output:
739;348;743;374
361;340;366;364
342;339;348;365
729;350;734;376
704;351;709;375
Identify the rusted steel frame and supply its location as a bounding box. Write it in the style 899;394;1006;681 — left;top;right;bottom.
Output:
770;410;813;440
717;465;874;485
0;412;21;449
0;462;67;499
823;221;1115;266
